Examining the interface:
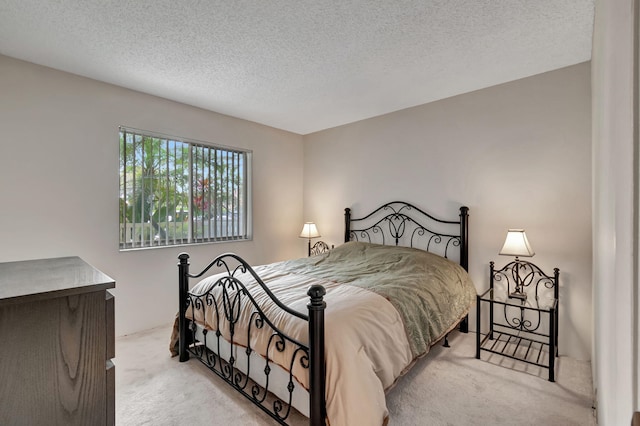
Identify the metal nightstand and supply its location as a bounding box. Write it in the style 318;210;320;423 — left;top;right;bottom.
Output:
476;260;559;381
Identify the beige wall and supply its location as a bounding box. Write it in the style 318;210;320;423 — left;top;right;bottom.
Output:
0;55;304;336
303;63;593;361
0;53;594;362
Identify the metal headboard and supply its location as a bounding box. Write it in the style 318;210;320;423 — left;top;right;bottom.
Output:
344;201;469;271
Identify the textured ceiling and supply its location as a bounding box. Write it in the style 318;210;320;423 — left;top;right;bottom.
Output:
0;1;594;134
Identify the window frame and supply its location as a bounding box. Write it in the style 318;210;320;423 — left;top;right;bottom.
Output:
118;126;252;251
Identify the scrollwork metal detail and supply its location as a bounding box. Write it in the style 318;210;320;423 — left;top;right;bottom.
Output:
492;259;558;334
310;241;330;256
346;201;463;261
181;253;313;425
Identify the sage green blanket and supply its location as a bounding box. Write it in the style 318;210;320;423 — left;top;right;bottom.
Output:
277;241;476;357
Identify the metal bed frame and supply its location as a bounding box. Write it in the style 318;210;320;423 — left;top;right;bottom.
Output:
177;201;469;425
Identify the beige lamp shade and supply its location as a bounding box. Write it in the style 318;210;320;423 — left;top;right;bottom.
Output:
499;229;535;257
299;222;321;239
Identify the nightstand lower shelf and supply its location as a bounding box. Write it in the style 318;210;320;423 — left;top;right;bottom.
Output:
476;288;558;382
477;331;554;376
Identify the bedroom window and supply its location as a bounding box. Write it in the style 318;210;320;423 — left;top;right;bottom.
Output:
119;127;251;250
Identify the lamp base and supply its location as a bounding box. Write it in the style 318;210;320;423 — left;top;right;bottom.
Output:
508;291;527;300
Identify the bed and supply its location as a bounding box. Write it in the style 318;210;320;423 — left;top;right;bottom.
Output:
175;201;476;425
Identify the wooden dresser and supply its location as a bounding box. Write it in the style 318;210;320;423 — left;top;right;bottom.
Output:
0;257;115;425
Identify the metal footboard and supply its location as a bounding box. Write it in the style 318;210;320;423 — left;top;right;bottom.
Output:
178;253;326;425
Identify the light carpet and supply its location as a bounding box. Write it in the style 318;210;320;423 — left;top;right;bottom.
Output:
116;324;595;425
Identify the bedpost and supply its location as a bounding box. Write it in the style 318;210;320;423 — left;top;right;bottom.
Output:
308;284;326;426
459;206;470;333
459;206;469;271
178;252;190;362
344;208;351;243
553;267;560;357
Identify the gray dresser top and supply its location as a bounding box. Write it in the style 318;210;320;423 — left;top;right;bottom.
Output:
0;256;115;306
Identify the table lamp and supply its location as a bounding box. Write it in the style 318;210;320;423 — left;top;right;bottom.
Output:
499;229;535;300
300;222;321;256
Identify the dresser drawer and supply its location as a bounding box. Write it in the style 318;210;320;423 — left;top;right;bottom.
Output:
106;359;115;426
105;290;115;425
106;291;115;359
